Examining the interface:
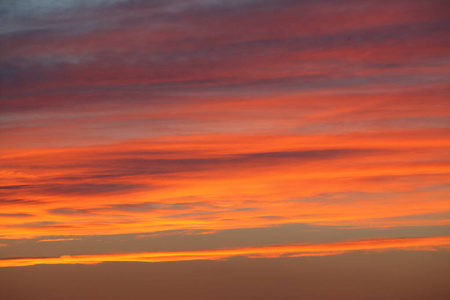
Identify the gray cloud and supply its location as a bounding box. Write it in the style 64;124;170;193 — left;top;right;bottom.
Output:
48;208;90;215
12;221;60;228
0;199;44;206
1;183;147;197
0;213;33;218
0;0;129;17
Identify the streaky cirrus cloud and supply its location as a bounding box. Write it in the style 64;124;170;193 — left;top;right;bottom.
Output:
1;236;449;267
0;0;449;276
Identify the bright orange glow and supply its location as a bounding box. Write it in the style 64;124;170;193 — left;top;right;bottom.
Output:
37;238;81;243
1;125;449;239
1;0;449;280
1;236;449;267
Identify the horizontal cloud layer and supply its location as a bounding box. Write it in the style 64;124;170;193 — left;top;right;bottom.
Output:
1;0;449;265
2;236;449;267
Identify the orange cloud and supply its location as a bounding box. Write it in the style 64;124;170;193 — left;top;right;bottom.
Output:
1;0;448;265
1;236;449;268
1;128;449;239
36;238;81;243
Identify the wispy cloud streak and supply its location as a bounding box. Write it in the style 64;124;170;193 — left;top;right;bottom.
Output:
1;236;449;267
0;0;449;259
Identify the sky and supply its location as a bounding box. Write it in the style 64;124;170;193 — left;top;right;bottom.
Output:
0;0;449;299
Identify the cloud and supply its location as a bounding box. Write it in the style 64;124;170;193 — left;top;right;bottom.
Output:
36;238;81;242
12;221;62;228
1;236;449;267
1;133;449;239
1;183;147;197
0;199;44;206
0;0;448;252
0;213;33;218
0;0;129;17
1;0;448;113
48;208;90;215
0;185;31;190
38;183;146;196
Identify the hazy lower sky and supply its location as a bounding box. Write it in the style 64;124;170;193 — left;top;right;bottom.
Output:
1;0;449;299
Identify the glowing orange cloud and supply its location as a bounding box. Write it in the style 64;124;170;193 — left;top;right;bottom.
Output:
1;236;449;268
1;127;449;239
1;0;449;267
36;238;81;243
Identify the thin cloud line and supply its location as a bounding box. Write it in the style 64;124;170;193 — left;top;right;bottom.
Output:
1;236;449;268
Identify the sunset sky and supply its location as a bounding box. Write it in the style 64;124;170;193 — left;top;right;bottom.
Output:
1;0;449;299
